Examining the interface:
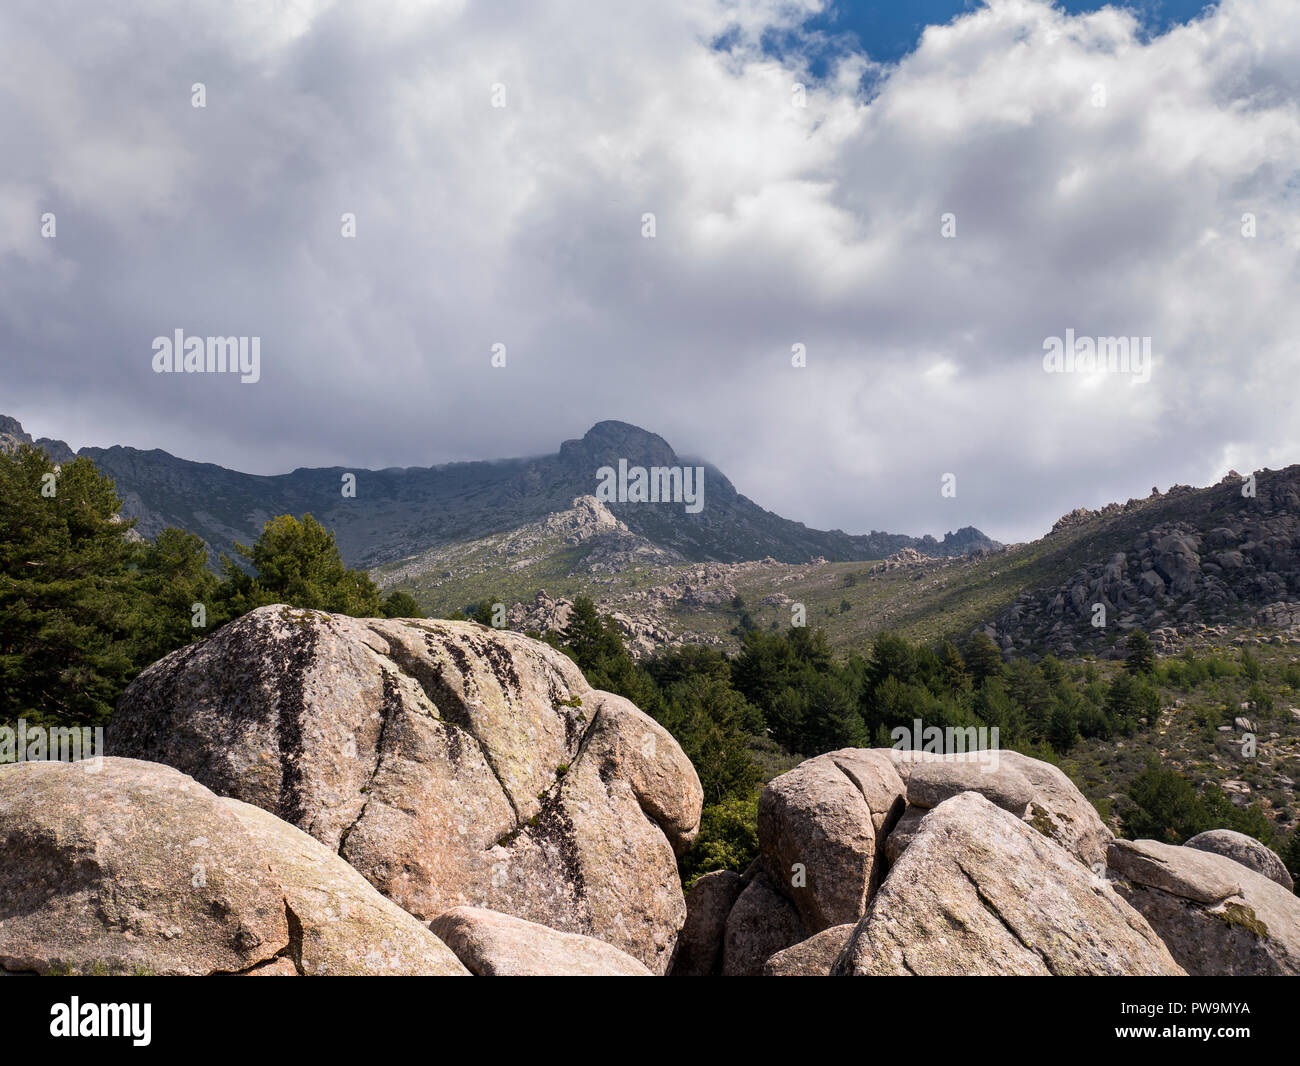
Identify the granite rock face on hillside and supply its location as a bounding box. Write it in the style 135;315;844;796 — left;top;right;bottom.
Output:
990;469;1300;655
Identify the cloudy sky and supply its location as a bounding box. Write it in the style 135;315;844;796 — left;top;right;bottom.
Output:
2;0;1298;544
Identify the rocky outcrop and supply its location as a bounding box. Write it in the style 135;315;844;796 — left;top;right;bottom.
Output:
886;749;1112;869
991;469;1300;656
720;871;805;977
430;907;652;976
704;747;1112;975
1184;829;1294;891
1107;839;1300;975
0;415;75;464
108;607;703;974
223;798;469;976
756;749;906;933
833;793;1184;976
670;870;743;976
868;547;937;573
0;758;467;976
762;925;854;976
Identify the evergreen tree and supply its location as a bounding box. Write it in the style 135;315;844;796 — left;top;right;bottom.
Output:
1047;699;1079;753
1124;630;1157;675
0;447;141;726
1123;763;1205;843
134;527;222;665
937;639;970;692
217;514;382;617
381;590;424;618
1105;671;1160;734
963;632;1004;685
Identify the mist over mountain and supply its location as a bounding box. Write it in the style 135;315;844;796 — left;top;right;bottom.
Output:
0;415;999;568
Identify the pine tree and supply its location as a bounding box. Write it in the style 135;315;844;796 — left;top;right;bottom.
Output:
381;590;423;618
217;514;382;617
1124;629;1157;675
0;447;140;726
963;632;1004;684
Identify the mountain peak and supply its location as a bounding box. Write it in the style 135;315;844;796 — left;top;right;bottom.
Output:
559;421;679;469
0;414;76;464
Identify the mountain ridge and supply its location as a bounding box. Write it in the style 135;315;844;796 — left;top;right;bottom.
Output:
0;414;1001;568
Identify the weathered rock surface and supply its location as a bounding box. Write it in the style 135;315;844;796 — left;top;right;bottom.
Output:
720;871;805;977
0;757;465;976
762;925;854;976
885;749;1112;869
0;758;289;976
997;749;1113;869
833;793;1184;976
757;749;905;932
884;805;927;865
109;607;702;973
430;907;652;976
223;798;468;975
670;869;743;976
1108;839;1300;975
904;757;1033;816
1184;829;1294;891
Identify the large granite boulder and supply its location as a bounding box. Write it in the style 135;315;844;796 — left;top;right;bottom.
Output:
430;907;652;976
762;925;854;976
757;749;905;932
904;758;1033;816
1107;838;1300;975
223;797;467;975
885;749;1112;869
1184;829;1294;891
109;607;702;973
0;758;467;975
720;870;805;976
670;870;743;976
833;793;1184;976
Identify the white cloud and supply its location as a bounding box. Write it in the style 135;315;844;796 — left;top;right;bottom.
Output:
1;0;1298;544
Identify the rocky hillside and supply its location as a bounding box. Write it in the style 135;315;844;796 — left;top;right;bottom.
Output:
0;414;999;568
988;468;1300;657
3;616;1295;975
378;463;1300;666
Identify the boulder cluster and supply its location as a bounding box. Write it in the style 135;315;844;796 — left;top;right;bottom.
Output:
671;748;1299;977
2;608;1296;976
